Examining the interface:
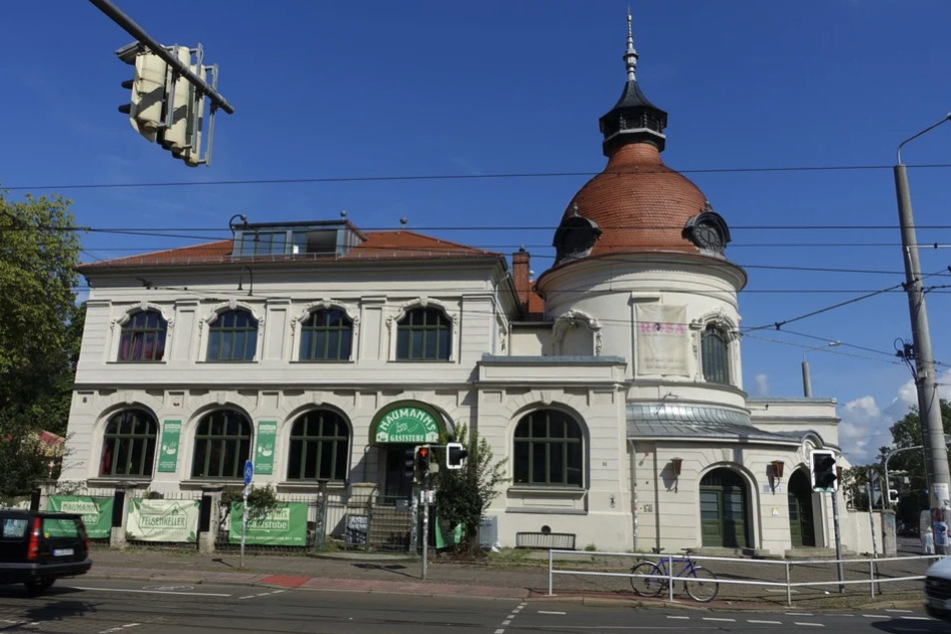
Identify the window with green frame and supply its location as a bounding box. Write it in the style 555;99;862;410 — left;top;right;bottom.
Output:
299;308;353;361
513;410;584;487
118;310;167;362
396;307;451;361
190;410;252;479
207;309;258;362
701;324;730;385
286;409;350;481
99;409;157;477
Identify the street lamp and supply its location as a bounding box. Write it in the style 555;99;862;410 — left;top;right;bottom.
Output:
801;341;840;397
894;113;951;552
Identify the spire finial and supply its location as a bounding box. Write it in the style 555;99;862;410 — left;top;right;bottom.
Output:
624;9;638;82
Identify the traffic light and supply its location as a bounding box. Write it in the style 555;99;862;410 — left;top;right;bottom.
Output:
446;442;468;470
115;42;215;166
810;449;838;492
414;445;431;483
116;44;167;142
403;448;415;480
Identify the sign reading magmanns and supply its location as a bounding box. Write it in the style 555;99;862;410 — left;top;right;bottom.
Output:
374;404;440;444
157;420;182;473
48;495;114;539
254;421;277;475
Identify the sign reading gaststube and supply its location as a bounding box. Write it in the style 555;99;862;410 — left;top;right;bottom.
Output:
375;405;440;444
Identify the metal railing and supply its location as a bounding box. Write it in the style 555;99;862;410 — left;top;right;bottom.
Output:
547;549;941;606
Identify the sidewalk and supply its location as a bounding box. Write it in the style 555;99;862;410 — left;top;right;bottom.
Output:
84;545;930;611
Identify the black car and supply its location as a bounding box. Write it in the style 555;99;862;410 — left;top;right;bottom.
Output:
0;510;92;595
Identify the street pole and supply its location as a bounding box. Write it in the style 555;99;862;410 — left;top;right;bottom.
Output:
421;476;429;580
894;113;951;554
830;491;845;593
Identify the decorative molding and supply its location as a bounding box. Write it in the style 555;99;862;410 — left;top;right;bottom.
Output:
551;309;602;355
110;302;175;331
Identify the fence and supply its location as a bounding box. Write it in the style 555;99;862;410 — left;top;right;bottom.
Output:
38;482;416;554
546;549;941;606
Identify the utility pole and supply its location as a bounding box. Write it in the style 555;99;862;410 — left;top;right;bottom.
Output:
893;113;951;554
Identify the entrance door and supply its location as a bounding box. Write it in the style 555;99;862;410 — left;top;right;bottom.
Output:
787;469;816;547
700;468;750;548
383;446;414;503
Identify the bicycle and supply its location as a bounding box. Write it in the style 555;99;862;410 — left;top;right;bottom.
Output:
629;548;719;602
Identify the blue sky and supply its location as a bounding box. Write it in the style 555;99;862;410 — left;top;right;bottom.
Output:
3;1;951;465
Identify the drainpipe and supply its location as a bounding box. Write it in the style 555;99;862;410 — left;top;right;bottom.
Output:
629;439;638;552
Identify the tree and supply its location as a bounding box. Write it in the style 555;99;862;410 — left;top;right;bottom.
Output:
0;189;83;498
434;424;507;556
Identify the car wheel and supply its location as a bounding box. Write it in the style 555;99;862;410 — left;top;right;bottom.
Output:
25;578;55;596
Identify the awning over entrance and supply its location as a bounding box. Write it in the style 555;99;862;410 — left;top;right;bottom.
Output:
370;400;445;445
626;402;806;445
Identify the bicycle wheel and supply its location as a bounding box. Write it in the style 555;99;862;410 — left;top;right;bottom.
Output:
683;566;719;602
630;561;665;597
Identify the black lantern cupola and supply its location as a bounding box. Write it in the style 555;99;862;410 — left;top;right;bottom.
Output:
598;12;668;156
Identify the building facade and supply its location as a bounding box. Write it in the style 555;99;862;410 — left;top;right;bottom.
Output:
62;15;853;555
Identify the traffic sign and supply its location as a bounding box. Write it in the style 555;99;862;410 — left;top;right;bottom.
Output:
244;460;254;485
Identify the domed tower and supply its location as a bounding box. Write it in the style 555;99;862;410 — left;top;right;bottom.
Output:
536;12;747;401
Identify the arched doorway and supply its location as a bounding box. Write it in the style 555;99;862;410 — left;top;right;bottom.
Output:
787;469;816;547
700;468;750;548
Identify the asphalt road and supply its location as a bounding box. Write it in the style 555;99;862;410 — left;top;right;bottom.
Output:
0;578;943;633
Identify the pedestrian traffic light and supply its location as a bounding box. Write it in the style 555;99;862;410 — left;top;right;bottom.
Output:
414;445;431;483
810;449;838;492
116;44;167;143
446;442;468;470
403;448;415;480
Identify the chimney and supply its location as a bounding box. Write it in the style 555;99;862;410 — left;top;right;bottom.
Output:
512;248;530;314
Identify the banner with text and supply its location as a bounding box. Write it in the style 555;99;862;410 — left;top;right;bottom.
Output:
635;304;690;376
157;420;182;473
254;421;277;475
126;498;200;543
48;495;114;539
228;502;307;546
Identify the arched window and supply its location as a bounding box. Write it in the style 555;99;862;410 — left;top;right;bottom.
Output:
118;310;167;361
287;409;350;481
300;308;353;361
190;410;252;479
99;409;158;477
513;410;583;487
207;309;258;362
396;308;451;361
701;324;730;385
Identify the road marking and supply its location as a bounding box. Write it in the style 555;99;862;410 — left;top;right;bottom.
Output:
793;623;824;627
902;616;933;620
787;612;813;616
73;586;231;597
862;614;890;618
886;609;913;613
748;620;782;625
98;624;141;634
667;615;690;620
703;617;736;622
538;611;566;615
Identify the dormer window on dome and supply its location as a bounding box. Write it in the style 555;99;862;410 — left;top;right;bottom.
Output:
683;203;731;255
553;205;602;265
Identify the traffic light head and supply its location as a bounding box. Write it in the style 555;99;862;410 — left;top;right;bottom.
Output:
117;48;168;143
414;445;431;482
446;442;469;470
810;449;838;492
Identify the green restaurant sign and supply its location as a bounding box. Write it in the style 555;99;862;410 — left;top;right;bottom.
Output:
374;403;440;444
157;420;182;473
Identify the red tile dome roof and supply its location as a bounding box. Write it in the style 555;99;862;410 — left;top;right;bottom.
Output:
560;143;706;258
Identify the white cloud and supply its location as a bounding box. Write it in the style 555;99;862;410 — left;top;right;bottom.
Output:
839;395;885;465
754;373;768;396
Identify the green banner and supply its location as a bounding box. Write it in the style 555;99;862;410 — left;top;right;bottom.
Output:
254;421;277;475
157;420;182;473
228;502;307;546
374;405;440;444
48;495;114;539
126;498;199;542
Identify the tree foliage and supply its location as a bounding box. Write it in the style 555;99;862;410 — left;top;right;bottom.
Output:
435;424;507;555
0;190;83;497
